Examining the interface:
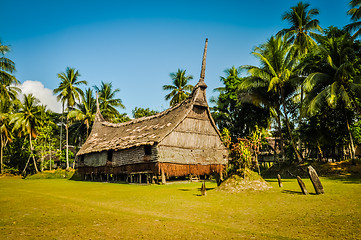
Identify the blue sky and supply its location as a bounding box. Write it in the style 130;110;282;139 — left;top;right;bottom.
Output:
2;0;351;115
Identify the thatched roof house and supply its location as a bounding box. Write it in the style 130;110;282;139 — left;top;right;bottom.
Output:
77;39;228;183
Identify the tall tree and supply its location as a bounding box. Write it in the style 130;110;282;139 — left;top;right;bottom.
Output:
0;101;13;173
0;40;20;104
0;40;19;173
68;88;96;138
303;33;361;160
277;1;322;55
211;66;270;139
163;69;194;107
93;82;125;121
53;67;87;169
132;107;159;119
345;0;361;39
240;35;303;162
11;94;43;173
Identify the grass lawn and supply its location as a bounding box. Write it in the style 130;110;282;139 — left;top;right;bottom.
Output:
0;176;360;239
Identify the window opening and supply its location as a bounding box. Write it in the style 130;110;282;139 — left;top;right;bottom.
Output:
144;145;152;155
107;150;113;162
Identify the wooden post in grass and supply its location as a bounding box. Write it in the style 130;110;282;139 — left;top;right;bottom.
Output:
201;181;206;196
277;174;283;187
297;176;308;195
161;168;166;184
307;166;324;194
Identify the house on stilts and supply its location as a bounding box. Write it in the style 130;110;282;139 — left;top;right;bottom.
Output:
76;39;229;183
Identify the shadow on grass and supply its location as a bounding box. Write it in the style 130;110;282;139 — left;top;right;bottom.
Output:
265;179;295;183
178;189;191;191
281;189;316;195
326;175;361;184
178;187;215;192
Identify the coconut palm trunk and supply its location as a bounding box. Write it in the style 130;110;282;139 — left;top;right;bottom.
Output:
29;134;39;173
49;140;52;171
281;88;302;162
346;116;356;162
66;122;69;169
60;104;64;152
0;134;3;174
276;108;285;161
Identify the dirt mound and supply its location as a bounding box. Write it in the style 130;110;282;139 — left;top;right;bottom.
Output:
218;169;272;192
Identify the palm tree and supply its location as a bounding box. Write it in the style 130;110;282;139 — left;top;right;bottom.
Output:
345;0;361;39
240;35;303;162
93;82;124;121
53;67;87;169
11;94;43;173
0;39;20;103
163;69;194;107
303;34;361;159
277;1;322;55
0;101;13;173
211;66;272;138
68;88;96;138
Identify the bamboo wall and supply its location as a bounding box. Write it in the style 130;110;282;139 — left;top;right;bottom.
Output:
158;105;228;165
84;151;107;167
112;146;158;166
81;145;158;168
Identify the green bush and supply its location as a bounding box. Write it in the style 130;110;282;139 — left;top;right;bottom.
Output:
26;169;76;180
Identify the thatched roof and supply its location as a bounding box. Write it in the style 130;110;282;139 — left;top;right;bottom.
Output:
77;39;219;156
77;82;214;155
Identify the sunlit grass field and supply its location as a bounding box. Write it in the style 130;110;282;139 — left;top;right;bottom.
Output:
0;176;360;239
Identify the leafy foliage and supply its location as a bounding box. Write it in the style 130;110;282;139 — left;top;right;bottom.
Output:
163;69;193;106
132;107;159;119
94;81;125;121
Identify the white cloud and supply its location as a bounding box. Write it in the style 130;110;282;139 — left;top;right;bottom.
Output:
18;80;62;113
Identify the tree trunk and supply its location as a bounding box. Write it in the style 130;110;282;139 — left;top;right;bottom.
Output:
49;140;52;171
298;86;303;158
22;155;32;175
346;116;356;162
0;134;3;174
276;108;285;161
60;104;64;152
66;123;69;169
317;142;323;161
29;134;39;173
281;89;302;162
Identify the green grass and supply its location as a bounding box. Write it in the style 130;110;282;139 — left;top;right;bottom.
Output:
0;177;360;239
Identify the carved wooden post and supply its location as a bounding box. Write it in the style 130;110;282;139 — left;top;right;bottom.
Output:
161;168;166;184
139;173;142;184
201;182;206;196
307;166;324;194
277;174;283;187
297;176;308;195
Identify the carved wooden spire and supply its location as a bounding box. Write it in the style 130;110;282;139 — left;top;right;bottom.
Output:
198;38;208;88
95;91;104;122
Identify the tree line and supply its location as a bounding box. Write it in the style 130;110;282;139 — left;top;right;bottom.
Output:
1;1;361;174
212;1;361;164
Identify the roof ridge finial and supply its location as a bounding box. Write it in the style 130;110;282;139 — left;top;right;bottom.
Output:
95;91;105;122
96;91;100;113
199;38;208;82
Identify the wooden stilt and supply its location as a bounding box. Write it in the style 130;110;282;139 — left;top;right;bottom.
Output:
161;168;166;184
